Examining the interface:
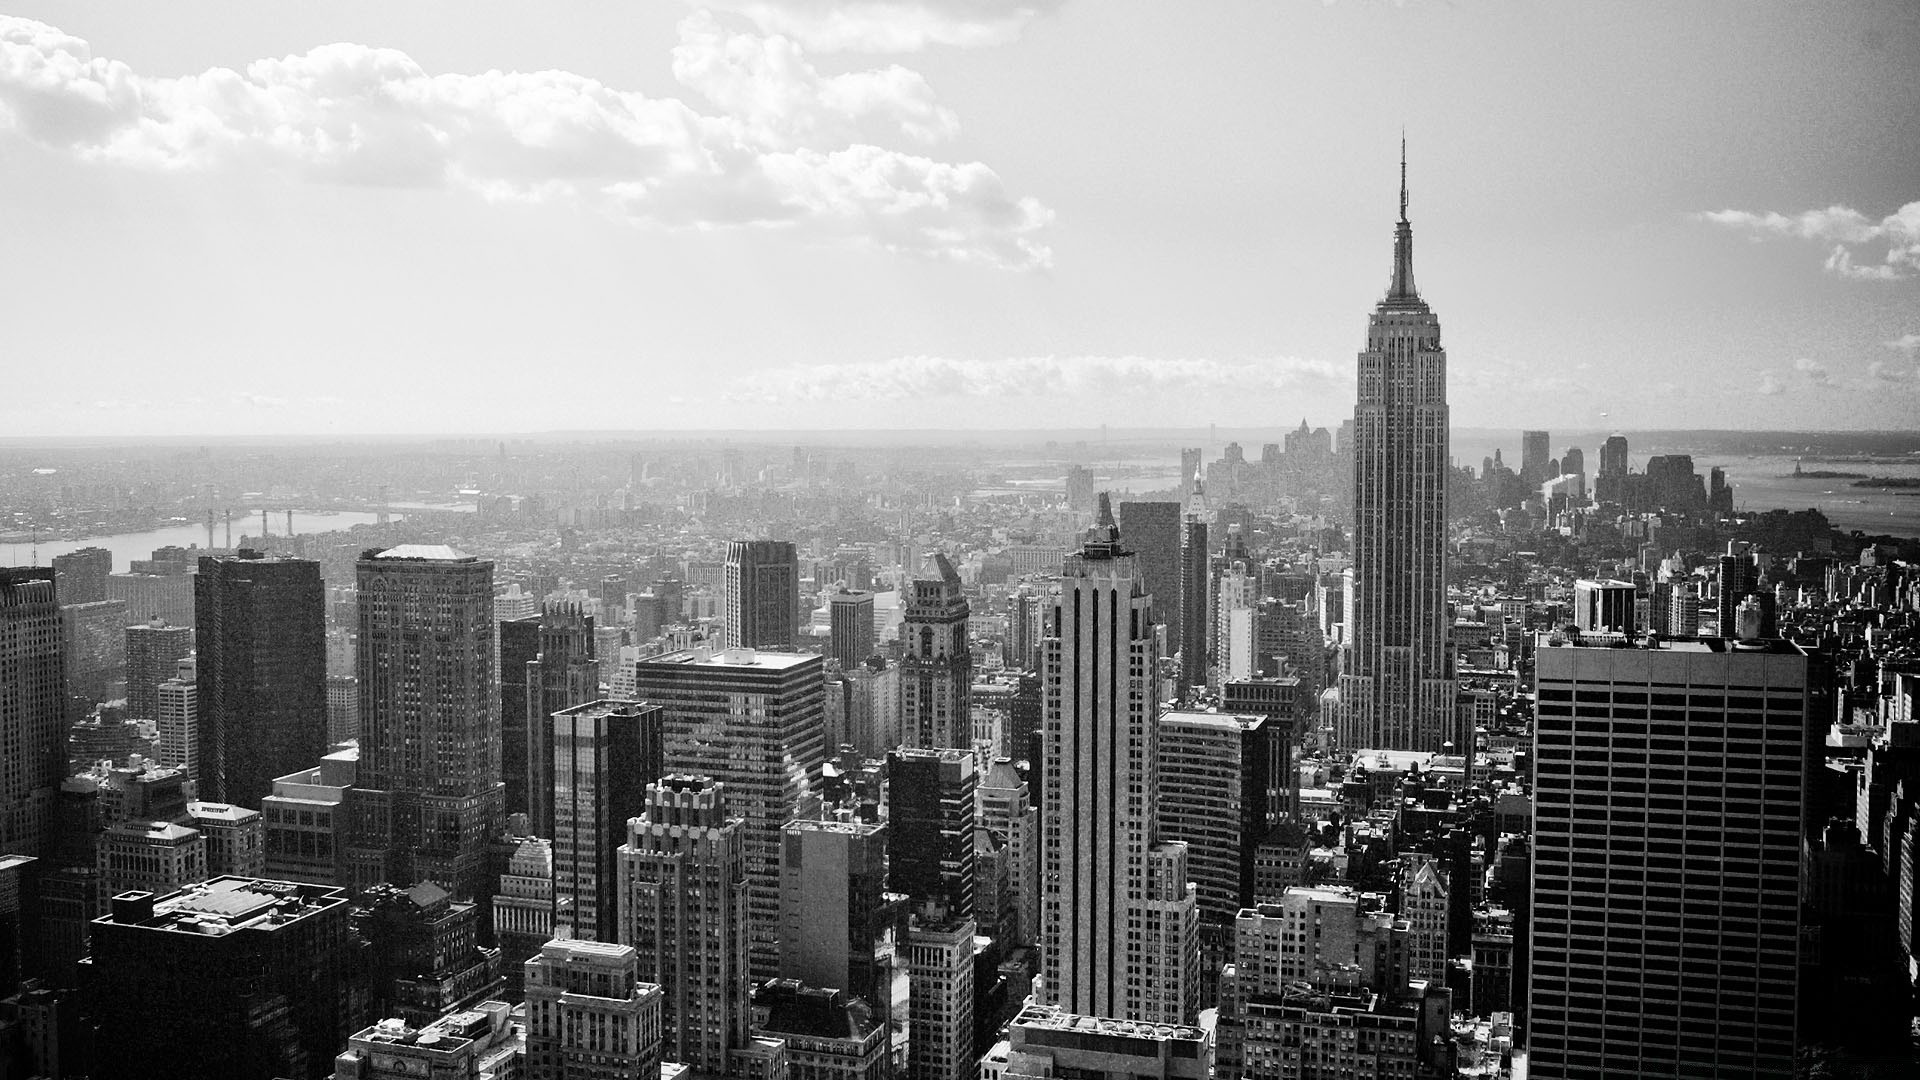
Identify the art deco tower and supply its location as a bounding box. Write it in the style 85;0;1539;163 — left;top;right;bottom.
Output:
1338;145;1458;752
1040;495;1198;1024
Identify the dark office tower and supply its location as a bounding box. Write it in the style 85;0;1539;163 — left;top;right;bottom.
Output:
1009;672;1042;764
2;569;62;860
633;648;826;981
830;588;877;669
887;748;977;918
1520;430;1552;485
498;614;542;820
193;551;327;808
1339;147;1456;753
124;618;193;723
1530;635;1806;1080
87;878;354;1080
724;539;799;650
779;816;899;1022
1716;542;1763;638
1041;495;1198;1025
618;776;751;1074
1562;446;1585;484
50;547;110;605
551;700;664;944
1178;480;1211;690
525;605;597;838
346;545;501;902
901;554;972;750
1118;501;1184;651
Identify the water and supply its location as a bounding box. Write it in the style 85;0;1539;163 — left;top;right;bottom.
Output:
10;509;397;572
1694;455;1920;538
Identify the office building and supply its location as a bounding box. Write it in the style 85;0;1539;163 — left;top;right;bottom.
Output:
262;746;357;886
550;700;664;943
1521;429;1552;485
778;816;900;1016
492;833;555;1000
633;647;825;980
123;618;192;722
1041;495;1198;1024
50;547;110;605
1402;852;1449;985
905;913;977;1080
194;551;328;807
1118;501;1184;654
993;1004;1210;1080
499;613;542;821
334;1003;522;1080
751;981;889;1080
524;939;664;1080
1573;579;1637;637
724;540;800;651
1234;983;1453;1080
887;747;976;919
87;878;355;1080
1338;148;1457;753
830;589;877;670
356;880;504;1026
97;820;208;902
901;553;973;750
60;598;126;707
2;568;64;859
525;605;598;838
188;801;265;878
345;546;501;902
979;756;1039;947
1178;480;1210;690
617;775;751;1074
107;567;196;629
1529;635;1807;1079
325;672;359;747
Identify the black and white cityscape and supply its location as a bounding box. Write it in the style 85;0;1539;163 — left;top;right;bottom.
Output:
3;4;1919;1080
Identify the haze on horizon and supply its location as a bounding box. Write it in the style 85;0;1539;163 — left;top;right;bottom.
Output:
1;0;1915;438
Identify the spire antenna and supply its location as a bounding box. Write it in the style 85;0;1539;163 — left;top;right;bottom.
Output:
1399;130;1408;223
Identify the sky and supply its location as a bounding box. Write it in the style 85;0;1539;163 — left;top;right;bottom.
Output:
1;0;1916;438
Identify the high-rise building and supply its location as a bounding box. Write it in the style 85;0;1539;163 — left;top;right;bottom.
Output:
1339;148;1457;753
123;618;193;722
194;551;327;807
1529;635;1806;1079
2;568;64;860
992;1004;1210;1080
778;817;900;1018
61;598;127;708
345;545;501;902
355;880;503;1026
724;540;800;651
1520;429;1552;486
550;700;664;943
1573;579;1637;637
325;672;359;746
1118;501;1184;655
633;647;825;980
751;981;888;1080
830;589;877;670
335;1002;521;1080
524;939;665;1080
187;801;265;878
50;547;111;605
97;820;208;901
888;748;977;919
901;553;972;750
905;913;977;1080
1402;851;1450;985
261;746;356;886
1178;478;1211;690
1716;542;1763;639
87;878;355;1080
491;833;555;1000
1041;495;1198;1023
525;605;597;838
499;613;543;821
618;775;751;1073
979;756;1039;947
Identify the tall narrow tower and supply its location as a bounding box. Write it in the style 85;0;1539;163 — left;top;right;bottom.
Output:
1339;143;1457;752
901;553;972;749
1041;494;1198;1024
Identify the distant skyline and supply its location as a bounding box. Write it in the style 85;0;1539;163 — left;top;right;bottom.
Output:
2;1;1915;437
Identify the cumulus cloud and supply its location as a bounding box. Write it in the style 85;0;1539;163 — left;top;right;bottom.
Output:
1698;200;1920;281
0;14;1050;269
1792;356;1836;387
1755;372;1784;396
1887;333;1920;354
722;354;1343;404
691;0;1067;52
1868;360;1919;383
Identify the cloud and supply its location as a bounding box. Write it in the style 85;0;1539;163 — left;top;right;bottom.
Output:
0;14;1050;269
721;353;1343;404
1792;356;1836;387
1698;200;1920;281
1868;360;1919;383
1755;372;1784;396
691;0;1067;52
1886;333;1920;354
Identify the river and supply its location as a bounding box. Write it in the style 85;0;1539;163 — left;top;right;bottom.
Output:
11;509;398;572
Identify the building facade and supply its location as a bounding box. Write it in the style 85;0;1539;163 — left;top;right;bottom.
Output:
887;747;977;919
2;568;63;859
550;700;663;943
524;939;665;1080
724;540;800;651
901;554;973;750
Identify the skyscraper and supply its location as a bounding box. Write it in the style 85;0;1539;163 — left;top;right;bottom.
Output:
1520;429;1552;485
618;775;751;1074
778;816;899;1017
1;568;62;860
1529;635;1806;1079
50;547;110;605
551;700;664;943
901;553;972;750
524;939;665;1080
124;617;193;723
1041;494;1198;1024
193;551;327;807
1118;501;1184;656
979;756;1039;948
345;545;501;901
887;747;977;919
498;613;542;821
633;647;825;980
524;605;597;838
1339;146;1457;752
830;588;877;670
724;540;799;651
1178;478;1211;691
156;658;199;780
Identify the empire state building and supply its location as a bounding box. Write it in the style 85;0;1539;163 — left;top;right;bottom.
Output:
1337;147;1458;752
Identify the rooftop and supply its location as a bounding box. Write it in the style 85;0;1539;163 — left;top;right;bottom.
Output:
1538;633;1806;656
101;876;348;936
187;801;260;823
370;544;473;561
1012;1004;1206;1043
642;646;819;671
1160;709;1265;731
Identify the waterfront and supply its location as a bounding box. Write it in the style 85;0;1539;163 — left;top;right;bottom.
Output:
10;509;395;572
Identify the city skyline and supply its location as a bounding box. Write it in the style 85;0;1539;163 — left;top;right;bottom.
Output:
0;2;1915;437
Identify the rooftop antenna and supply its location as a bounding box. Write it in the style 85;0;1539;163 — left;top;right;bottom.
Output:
1399;128;1409;223
224;508;232;550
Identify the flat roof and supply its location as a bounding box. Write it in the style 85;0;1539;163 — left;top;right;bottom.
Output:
641;647;818;671
372;544;473;561
1013;1004;1206;1042
1160;710;1265;730
1538;634;1805;656
188;801;259;823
